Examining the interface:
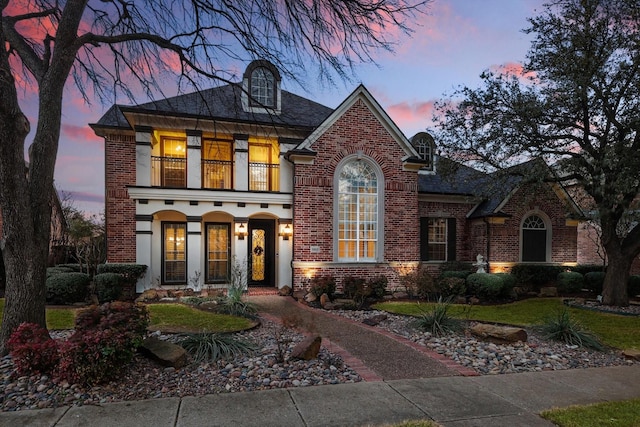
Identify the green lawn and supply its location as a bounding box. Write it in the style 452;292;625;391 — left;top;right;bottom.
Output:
0;299;255;333
374;298;640;350
541;398;640;427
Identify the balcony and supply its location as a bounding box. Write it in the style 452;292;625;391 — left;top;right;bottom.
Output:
202;159;233;189
152;156;186;188
249;162;279;191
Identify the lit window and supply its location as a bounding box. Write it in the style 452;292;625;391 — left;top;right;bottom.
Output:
206;223;230;283
420;217;456;261
251;67;275;107
337;160;378;261
249;139;279;191
202;139;233;189
163;223;186;283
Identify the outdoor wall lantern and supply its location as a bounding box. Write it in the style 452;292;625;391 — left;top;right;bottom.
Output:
236;223;248;240
279;223;293;240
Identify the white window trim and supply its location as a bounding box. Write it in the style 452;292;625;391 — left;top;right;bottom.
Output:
333;154;385;262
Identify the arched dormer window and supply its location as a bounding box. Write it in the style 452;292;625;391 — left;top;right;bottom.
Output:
411;132;435;171
334;156;384;262
521;212;551;262
242;60;281;113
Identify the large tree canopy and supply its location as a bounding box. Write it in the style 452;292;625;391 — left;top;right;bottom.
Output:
0;0;428;353
433;0;640;306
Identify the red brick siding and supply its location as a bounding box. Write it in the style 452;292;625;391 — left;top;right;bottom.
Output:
105;133;136;262
292;98;420;289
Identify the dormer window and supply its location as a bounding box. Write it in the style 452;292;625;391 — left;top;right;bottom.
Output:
251;67;275;108
411;132;435;172
242;60;282;114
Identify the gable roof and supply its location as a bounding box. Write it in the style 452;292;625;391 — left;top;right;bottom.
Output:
294;84;420;160
90;83;333;132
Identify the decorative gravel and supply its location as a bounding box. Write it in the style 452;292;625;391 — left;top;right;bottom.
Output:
331;308;639;375
0;319;361;412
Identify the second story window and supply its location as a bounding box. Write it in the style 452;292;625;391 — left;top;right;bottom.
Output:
250;67;275;108
249;139;279;191
202;139;233;189
152;137;186;188
411;132;435;171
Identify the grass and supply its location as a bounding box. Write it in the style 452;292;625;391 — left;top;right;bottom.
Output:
541;398;640;427
374;298;640;350
147;303;255;333
1;299;255;333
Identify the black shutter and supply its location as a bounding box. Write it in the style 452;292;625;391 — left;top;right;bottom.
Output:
447;218;456;261
420;217;430;261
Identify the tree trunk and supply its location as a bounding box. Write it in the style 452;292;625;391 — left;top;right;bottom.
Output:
601;252;631;307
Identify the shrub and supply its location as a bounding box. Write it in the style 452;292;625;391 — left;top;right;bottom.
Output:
439;261;473;272
55;264;83;273
412;299;463;336
628;275;640;297
400;269;436;299
215;284;258;319
439;270;473;280
94;272;123;303
466;273;505;300
46;266;75;278
57;302;149;385
7;323;59;375
494;273;516;294
367;275;388;299
342;276;366;299
46;272;90;304
97;264;147;298
538;308;604;350
510;264;563;290
435;276;466;298
309;275;336;298
584;271;606;294
179;332;257;363
557;271;584;294
568;264;605;275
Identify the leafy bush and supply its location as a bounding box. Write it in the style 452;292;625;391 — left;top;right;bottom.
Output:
56;302;149;385
342;276;366;299
309;275;336;298
94;272;123;303
435;276;466;298
568;264;605;275
510;264;563;290
367;275;388;299
439;270;473;280
538;308;604;350
494;273;516;294
466;273;505;300
557;271;584;294
400;269;436;299
46;272;90;304
97;264;147;298
628;275;640;297
7;323;59;375
439;261;473;272
179;332;257;363
55;263;83;272
412;299;463;336
215;284;258;319
584;271;606;294
46;266;75;278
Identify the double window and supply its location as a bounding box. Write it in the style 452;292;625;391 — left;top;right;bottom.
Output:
337;159;380;262
420;217;456;261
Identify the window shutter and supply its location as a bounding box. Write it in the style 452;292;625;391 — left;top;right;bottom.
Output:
447;218;456;261
420;217;430;261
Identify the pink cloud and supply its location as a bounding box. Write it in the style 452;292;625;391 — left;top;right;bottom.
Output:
489;62;537;80
61;124;103;144
387;99;438;133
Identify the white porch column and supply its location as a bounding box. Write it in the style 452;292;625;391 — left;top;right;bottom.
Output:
234;134;249;191
135;126;153;187
186;130;202;189
135;214;153;292
187;216;202;291
234;217;249;289
277;219;293;289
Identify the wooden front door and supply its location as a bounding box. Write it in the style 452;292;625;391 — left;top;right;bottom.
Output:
247;219;275;287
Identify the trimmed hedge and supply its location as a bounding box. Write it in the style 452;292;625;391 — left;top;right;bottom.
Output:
435;276;466;298
55;264;83;273
557;271;584;294
94;272;124;303
97;264;147;300
466;273;505;300
46;266;75;278
584;271;605;294
46;272;90;304
439;261;474;272
494;273;516;294
440;270;473;280
510;264;563;290
568;264;605;275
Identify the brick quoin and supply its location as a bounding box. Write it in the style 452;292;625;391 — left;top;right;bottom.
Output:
105;133;136;263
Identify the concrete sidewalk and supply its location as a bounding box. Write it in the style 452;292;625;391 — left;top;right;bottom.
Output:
1;365;638;426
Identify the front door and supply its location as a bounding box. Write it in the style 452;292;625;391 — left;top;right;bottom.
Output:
248;219;275;287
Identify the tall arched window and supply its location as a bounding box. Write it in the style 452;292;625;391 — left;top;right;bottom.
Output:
336;159;382;261
521;214;549;262
250;67;275;107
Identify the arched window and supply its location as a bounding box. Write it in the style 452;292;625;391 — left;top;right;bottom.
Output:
250;67;275;107
521;214;549;262
411;132;435;171
336;159;382;262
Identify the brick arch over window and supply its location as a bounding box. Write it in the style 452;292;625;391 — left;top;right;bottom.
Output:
333;155;384;262
521;211;552;262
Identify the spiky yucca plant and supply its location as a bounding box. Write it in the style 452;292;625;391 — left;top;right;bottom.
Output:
412;298;463;337
539;308;604;351
179;332;257;363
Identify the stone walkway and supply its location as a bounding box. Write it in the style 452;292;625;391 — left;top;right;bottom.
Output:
250;295;476;380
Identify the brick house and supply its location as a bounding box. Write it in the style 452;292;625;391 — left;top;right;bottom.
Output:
92;60;587;293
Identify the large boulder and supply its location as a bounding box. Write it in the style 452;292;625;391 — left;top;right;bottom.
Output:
278;286;292;296
140;337;187;368
623;349;640;361
291;335;322;360
470;323;528;343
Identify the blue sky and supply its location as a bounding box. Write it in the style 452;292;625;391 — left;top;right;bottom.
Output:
32;0;545;215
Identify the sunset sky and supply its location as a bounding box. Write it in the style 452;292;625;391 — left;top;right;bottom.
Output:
19;0;545;215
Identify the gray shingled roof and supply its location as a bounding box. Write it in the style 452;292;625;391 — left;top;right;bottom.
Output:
92;83;333;130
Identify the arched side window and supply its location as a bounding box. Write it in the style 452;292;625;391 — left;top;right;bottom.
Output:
521;213;551;262
250;67;275;107
335;157;384;262
410;132;435;171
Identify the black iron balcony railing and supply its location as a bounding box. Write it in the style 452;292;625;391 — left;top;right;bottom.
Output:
202;159;233;189
249;162;279;191
152;156;186;188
